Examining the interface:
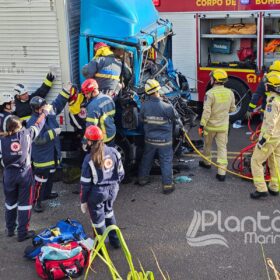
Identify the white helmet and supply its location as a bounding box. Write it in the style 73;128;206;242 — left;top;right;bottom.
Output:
0;92;15;105
14;83;28;96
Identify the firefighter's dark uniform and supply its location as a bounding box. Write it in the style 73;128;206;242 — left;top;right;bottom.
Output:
26;89;70;204
1;114;47;239
15;74;54;122
138;95;176;188
248;80;267;113
0;111;12;132
80;145;124;245
85;93;116;144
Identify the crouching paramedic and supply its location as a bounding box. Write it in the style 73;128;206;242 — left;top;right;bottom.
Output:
1;104;52;241
14;72;55;123
81;78;116;146
138;79;176;194
0;92;16;132
250;72;280;200
199;69;236;182
80;125;124;248
26;86;70;212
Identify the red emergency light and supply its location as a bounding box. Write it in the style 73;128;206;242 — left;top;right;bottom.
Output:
153;0;160;7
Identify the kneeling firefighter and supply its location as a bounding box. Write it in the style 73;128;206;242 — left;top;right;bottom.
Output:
138;79;177;194
26;86;71;212
250;71;280;199
80;125;124;248
199;69;236;181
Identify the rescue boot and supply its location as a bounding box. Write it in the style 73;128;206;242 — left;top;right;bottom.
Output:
44;192;58;200
7;230;15;237
33;201;44;213
109;237;121;249
268;189;279;196
250;191;268;200
216;174;226;182
18;230;35;242
162;184;175;194
138;176;151;186
199;161;211;169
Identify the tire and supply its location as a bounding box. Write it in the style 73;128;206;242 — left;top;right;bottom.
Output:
114;136;131;173
225;78;250;122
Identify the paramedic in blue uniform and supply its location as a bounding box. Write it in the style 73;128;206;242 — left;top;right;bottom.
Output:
0;92;16;132
14;71;55;123
81;78;116;146
1;104;52;241
80;125;124;248
26;85;71;212
138;79;176;194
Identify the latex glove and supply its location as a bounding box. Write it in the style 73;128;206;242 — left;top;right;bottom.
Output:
82;144;88;152
54;128;61;136
42;104;53;115
257;137;266;150
245;111;253;120
198;125;204;137
46;72;55;82
63;81;72;93
81;203;87;214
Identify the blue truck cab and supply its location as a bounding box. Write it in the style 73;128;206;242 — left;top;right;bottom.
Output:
78;0;196;169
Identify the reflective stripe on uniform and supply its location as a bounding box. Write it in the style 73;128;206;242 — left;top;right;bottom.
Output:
95;73;120;81
92;220;105;228
34;175;48;183
249;103;257;109
20;115;31;121
253;177;266;183
43;79;53;88
89;160;98;184
50;169;56;173
271;177;279;183
48;129;55;140
86;117;99;125
105;211;114;219
18;205;32;211
100;110;115;142
33;161;55;168
59;90;70;99
205;125;228;132
103;134;115;143
81;176;91;183
5;203;18;210
145;140;172;146
217;158;228;165
144;117;168;125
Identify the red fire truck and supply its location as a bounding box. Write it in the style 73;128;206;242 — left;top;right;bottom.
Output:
154;0;280;120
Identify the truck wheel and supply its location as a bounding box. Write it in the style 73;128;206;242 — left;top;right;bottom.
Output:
114;137;131;173
225;79;250;122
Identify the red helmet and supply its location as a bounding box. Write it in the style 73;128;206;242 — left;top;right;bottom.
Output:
84;125;103;141
94;42;108;52
81;79;98;95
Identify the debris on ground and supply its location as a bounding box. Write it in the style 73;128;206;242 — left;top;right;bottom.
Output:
174;176;192;184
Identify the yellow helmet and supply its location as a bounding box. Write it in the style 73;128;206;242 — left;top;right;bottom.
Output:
210;69;228;83
145;79;161;95
264;71;280;94
269;60;280;72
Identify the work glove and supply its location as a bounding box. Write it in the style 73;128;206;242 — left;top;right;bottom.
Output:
46;72;56;82
81;203;87;214
257;137;266;150
42;104;53;115
198;125;204;137
54;128;61;136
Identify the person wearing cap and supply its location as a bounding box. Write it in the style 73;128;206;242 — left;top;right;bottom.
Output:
81;78;116;146
0;105;52;241
138;79;176;194
250;71;280;200
0;92;16;132
14;72;55;122
246;60;280;118
26;84;71;212
199;69;236;182
81;42;122;97
80;125;124;249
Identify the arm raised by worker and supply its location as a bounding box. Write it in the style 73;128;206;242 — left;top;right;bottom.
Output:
248;81;266;112
51;84;71;115
82;59;99;79
30;72;56;99
200;91;214;127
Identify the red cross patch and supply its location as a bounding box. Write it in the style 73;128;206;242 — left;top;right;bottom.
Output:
10;142;21;152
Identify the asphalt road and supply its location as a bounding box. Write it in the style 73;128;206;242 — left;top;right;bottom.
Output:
1;121;280;280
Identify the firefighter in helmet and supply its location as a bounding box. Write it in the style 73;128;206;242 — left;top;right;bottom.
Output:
138;79;176;194
14;72;55;122
81;78;116;146
80;125;124;248
0;92;16;132
81;42;122;97
246;60;280;118
250;71;280;199
199;69;236;181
